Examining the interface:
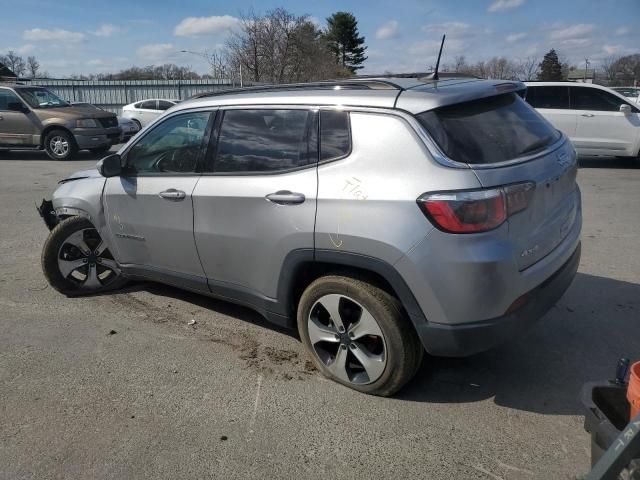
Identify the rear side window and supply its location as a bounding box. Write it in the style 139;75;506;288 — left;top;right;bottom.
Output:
570;87;624;111
0;89;21;110
525;86;570;109
320;110;350;161
213;109;315;173
417;93;561;165
157;100;174;111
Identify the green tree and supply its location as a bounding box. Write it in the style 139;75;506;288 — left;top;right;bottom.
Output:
537;49;563;81
324;12;367;73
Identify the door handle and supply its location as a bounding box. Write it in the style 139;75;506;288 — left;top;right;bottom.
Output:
159;189;186;201
581;113;595;117
265;190;306;205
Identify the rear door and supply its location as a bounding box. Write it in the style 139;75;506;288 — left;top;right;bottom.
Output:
569;86;640;156
525;85;576;138
193;107;318;302
103;109;213;286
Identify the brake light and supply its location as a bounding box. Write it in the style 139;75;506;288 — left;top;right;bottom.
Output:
417;182;535;234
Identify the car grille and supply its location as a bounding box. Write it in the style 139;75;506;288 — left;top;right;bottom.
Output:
98;117;118;128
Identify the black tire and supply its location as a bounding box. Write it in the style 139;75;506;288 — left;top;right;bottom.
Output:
89;145;112;155
131;119;142;130
42;216;127;295
297;275;424;396
44;129;78;160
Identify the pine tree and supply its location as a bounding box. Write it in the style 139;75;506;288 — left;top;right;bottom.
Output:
537;49;563;81
324;12;367;73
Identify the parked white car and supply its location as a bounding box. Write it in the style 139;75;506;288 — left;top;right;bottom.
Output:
524;82;640;158
121;99;178;128
612;87;640;104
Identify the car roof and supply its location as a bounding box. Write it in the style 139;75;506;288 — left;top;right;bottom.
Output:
175;77;525;114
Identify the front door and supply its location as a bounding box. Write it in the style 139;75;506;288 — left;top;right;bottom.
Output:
570;86;640;156
103;110;213;287
193;107;318;303
0;89;37;146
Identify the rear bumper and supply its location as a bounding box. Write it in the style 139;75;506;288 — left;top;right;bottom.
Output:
417;242;581;357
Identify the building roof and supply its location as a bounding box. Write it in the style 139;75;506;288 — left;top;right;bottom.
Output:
0;62;17;81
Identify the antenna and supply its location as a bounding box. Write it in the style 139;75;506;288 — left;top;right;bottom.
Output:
422;35;446;81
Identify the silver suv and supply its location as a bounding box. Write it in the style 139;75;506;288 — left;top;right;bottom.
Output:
38;78;582;396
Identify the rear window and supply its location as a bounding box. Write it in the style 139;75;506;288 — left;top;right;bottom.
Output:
417;93;561;165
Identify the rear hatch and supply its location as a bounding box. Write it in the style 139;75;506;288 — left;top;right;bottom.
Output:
416;91;579;270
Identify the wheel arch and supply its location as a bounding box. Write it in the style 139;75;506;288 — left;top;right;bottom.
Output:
275;249;428;332
40;125;76;149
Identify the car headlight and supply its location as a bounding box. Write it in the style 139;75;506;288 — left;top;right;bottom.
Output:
76;119;99;128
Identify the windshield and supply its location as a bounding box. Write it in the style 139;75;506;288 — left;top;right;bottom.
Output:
17;88;69;108
613;88;639;97
416;93;561;165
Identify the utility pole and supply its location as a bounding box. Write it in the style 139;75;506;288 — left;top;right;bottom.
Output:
584;58;590;82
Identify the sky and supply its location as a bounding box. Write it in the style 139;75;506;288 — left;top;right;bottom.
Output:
1;0;639;77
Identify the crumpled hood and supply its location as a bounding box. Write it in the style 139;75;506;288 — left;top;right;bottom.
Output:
59;168;103;184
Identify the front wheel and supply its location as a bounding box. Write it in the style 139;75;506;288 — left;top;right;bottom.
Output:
44;129;77;160
297;275;424;396
42;216;127;295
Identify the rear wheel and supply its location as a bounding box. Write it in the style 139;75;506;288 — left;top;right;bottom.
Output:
44;129;77;160
297;275;423;396
42;216;126;295
131;119;141;130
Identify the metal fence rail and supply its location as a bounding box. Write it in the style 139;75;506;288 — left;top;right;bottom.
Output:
21;78;251;114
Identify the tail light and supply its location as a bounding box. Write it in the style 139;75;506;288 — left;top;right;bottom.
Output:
417;182;535;234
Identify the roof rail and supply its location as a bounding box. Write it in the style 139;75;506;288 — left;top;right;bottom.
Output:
190;78;404;100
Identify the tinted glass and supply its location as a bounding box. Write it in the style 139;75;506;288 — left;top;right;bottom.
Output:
125;112;210;174
214;109;314;173
140;100;157;110
417;93;561;165
570;87;624;111
525;86;570;109
157;100;174;111
0;89;21;110
320;110;350;161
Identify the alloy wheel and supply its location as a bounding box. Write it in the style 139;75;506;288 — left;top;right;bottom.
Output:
308;294;387;385
50;136;69;157
57;227;120;290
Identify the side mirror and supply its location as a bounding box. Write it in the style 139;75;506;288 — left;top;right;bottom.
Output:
620;104;632;115
97;154;122;177
8;102;29;113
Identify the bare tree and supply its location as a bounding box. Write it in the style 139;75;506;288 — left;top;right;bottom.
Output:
1;51;26;77
227;8;350;84
514;56;539;81
27;56;40;78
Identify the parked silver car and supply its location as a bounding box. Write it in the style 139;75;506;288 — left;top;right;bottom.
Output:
38;78;582;396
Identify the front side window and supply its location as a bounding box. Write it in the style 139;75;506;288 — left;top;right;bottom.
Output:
525;86;570;109
125;111;210;174
0;89;21;111
213;109;315;173
16;87;68;109
570;87;626;112
417;93;561;165
320;110;350;161
140;100;157;110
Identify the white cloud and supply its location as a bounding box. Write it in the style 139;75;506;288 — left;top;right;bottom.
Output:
87;59;105;66
174;15;239;37
137;43;175;60
423;21;471;34
23;28;85;43
376;20;399;40
506;32;527;43
602;44;622;55
549;23;595;40
92;24;120;37
2;44;35;55
488;0;525;13
615;26;629;36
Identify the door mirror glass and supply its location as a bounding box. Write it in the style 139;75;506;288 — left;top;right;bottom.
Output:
620;104;632;114
7;101;28;113
97;154;122;177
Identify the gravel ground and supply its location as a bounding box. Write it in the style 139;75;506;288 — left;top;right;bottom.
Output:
0;148;638;480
